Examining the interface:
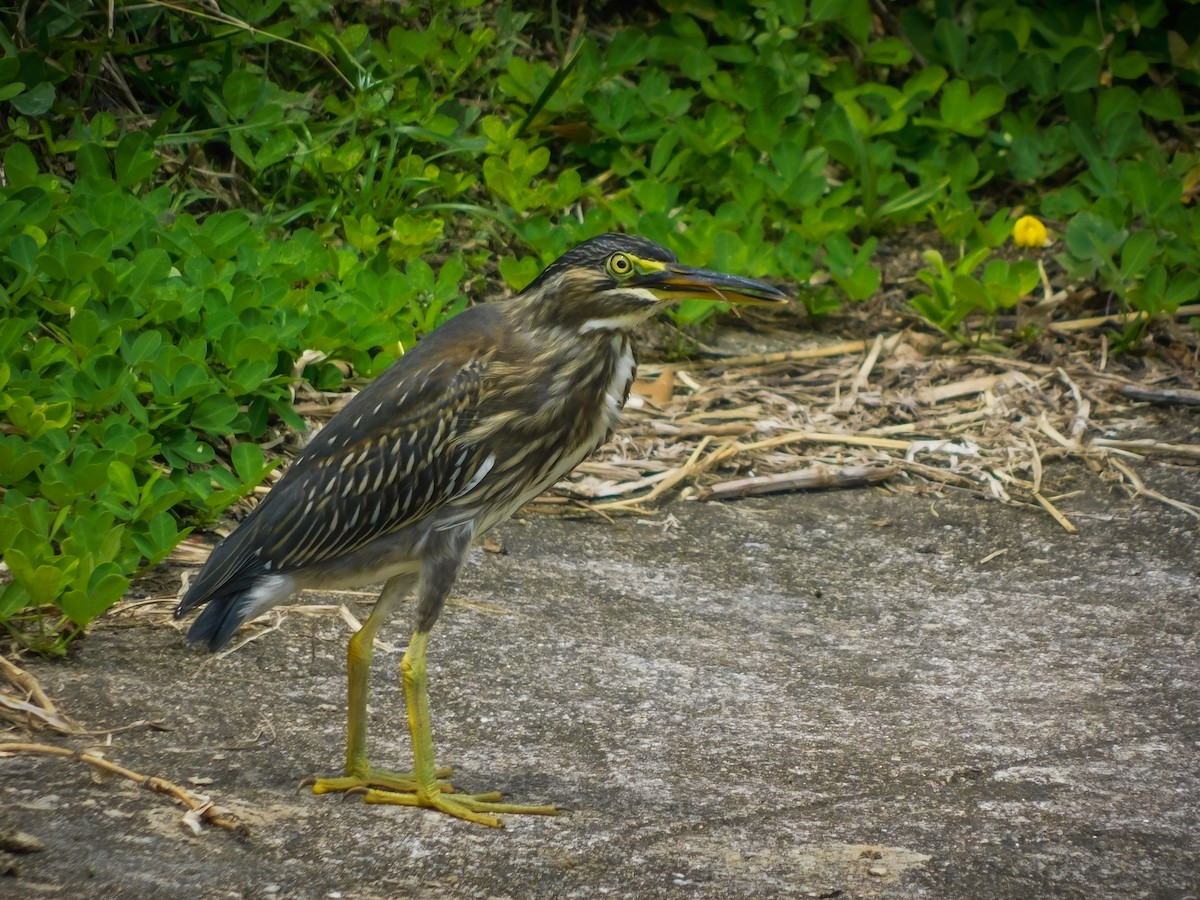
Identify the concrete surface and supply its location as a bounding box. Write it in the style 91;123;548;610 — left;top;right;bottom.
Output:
3;476;1198;898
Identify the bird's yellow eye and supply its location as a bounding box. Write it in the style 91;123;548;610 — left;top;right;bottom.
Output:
607;252;634;277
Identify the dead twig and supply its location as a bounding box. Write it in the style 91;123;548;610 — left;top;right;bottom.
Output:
1090;438;1200;460
650;421;756;438
1115;384;1200;407
916;374;1004;405
700;464;900;500
1;656;167;735
595;437;716;511
0;656;78;734
829;335;885;415
851;335;885;393
0;656;62;719
0;742;249;838
1107;457;1200;520
701;339;871;367
0;692;78;734
1048;303;1200;333
1032;492;1079;534
737;430;912;453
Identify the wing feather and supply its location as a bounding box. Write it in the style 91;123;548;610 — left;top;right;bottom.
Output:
178;306;502;615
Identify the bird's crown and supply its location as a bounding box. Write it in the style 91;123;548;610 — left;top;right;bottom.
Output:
524;234;677;294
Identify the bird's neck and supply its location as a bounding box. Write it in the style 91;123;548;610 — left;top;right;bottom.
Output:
533;324;636;421
485;314;636;442
493;293;650;444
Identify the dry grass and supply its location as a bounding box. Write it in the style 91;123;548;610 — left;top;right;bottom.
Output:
229;305;1200;538
561;310;1200;528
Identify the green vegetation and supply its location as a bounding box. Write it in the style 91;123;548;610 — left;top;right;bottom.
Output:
2;0;1197;651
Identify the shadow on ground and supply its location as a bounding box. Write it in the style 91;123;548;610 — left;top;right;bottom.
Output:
3;473;1198;898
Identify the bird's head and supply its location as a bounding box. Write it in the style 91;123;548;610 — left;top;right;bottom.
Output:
515;234;787;335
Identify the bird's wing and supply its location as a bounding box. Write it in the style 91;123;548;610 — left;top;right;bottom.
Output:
178;308;501;613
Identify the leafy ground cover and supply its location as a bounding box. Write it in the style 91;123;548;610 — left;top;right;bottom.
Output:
1;0;1198;652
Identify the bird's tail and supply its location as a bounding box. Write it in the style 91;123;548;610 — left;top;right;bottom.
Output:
182;589;255;652
175;503;295;651
177;568;293;652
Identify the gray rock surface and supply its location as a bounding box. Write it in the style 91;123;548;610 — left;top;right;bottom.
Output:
3;478;1198;897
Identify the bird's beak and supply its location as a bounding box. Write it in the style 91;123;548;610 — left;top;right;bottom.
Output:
635;263;789;307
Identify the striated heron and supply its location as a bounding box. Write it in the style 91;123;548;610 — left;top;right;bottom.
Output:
176;234;787;826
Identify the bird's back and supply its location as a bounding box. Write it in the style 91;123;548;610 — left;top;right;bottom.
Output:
176;304;507;644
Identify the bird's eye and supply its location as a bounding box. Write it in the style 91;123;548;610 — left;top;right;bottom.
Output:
607;253;633;277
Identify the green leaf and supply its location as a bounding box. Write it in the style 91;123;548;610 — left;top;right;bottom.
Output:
865;38;912;66
1058;46;1101;93
876;177;950;219
1141;87;1184;122
225;359;272;393
222;69;261;119
164;433;216;465
1101;112;1144;161
938;81;1005;136
809;0;843;23
190;395;240;432
1064;212;1126;264
123;330;163;366
107;460;140;505
60;563;129;625
4;547;65;607
231;441;266;483
1165;270;1200;309
147;511;181;559
1120;161;1176;216
932;19;968;73
76;143;111;181
1120;232;1157;278
607;29;648;72
11;81;55;116
0;440;43;482
952;274;990;312
4;142;39;190
1110;52;1148;80
8;234;37;276
254;129;297;169
498;255;540;291
41;401;73;431
836;0;871;45
114;132;159;187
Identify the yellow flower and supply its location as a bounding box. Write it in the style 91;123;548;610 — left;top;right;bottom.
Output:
1012;215;1048;249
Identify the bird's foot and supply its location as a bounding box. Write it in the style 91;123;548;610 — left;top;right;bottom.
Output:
300;765;454;796
360;786;559;828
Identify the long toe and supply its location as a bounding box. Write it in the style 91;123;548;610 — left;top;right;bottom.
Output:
361;787;559;827
304;765;454;796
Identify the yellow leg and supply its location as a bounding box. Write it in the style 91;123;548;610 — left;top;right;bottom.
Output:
360;630;559;827
303;577;449;796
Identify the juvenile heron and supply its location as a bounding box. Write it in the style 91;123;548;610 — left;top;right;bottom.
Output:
176;234;787;826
